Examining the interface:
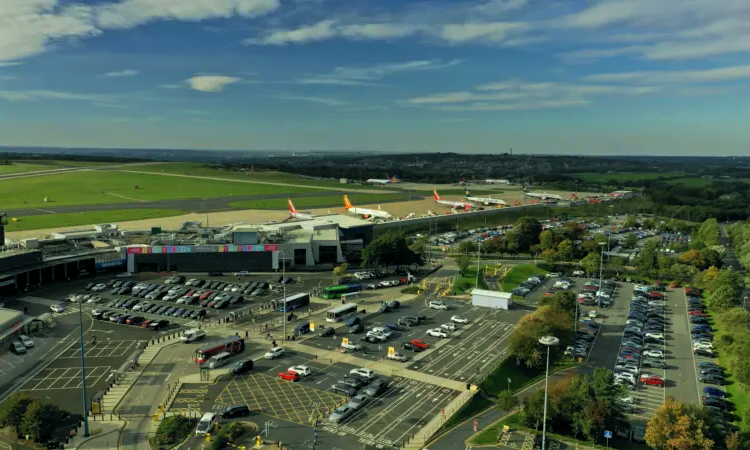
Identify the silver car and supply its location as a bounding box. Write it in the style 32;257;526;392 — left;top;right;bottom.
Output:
328;406;353;424
347;394;369;411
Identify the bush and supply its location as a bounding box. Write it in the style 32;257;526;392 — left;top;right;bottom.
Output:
210;432;228;450
150;415;198;448
224;422;244;440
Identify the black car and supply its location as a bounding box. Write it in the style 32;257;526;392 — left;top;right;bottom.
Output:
220;404;250;418
402;342;423;352
700;368;724;376
699;374;725;385
641;358;667;369
321;327;335;337
208;271;224;276
149;320;170;331
230;359;254;375
364;336;381;344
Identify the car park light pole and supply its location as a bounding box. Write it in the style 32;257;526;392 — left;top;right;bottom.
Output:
475;240;482;289
598;241;606;301
281;250;287;342
78;298;90;437
539;336;559;450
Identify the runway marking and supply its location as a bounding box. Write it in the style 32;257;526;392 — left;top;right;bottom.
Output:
33;208;56;214
104;192;147;202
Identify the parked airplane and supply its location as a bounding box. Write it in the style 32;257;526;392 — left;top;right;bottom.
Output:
523;189;563;201
343;195;392;219
483;179;511;184
433;190;473;210
366;175;400;185
287;199;314;220
464;189;507;206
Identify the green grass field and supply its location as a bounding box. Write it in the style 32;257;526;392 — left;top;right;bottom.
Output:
5;209;186;232
48;160;123;167
0;171;332;210
500;264;548;292
228;193;411;210
0;163;53;174
131;163;376;190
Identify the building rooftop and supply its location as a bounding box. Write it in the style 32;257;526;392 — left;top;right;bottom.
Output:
0;307;23;325
471;289;513;299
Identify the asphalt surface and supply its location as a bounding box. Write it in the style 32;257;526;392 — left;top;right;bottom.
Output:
18;319;154;415
168;344;459;449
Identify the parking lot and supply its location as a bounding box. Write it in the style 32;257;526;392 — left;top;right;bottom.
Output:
18;320;153;415
168;346;459;449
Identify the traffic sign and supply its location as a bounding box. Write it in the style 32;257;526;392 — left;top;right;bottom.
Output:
342;337;349;346
441;409;445;416
388;346;395;358
310;322;315;332
473;420;478;432
604;430;612;439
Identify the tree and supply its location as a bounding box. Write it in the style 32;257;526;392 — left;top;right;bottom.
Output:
634;241;659;276
541;249;558;264
580;252;600;276
333;262;348;283
539;230;556;251
482;238;503;255
643;218;656;229
645;398;714;450
0;392;34;433
455;255;471;276
361;233;420;269
681;249;707;269
20;401;62;443
699;248;722;269
668;263;697;283
557;239;574;262
497;390;518;411
458;240;478;254
703;266;720;285
513;217;543;252
623;233;638;249
623;216;638;228
725;432;741;450
707;284;736;311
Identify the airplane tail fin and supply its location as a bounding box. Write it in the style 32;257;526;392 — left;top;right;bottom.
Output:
288;198;297;213
464;204;471;211
464;187;471;197
378;205;382;210
343;195;354;209
433;190;440;201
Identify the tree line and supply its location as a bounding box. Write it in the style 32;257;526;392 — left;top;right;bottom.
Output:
0;393;71;443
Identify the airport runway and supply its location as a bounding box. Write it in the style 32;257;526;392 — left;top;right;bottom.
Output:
4;191;428;218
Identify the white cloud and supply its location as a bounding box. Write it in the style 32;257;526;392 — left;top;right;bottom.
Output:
585;65;750;85
156;84;183;89
296;59;462;86
273;94;346;106
186;75;241;92
558;46;644;63
0;62;24;67
338;23;423;40
96;0;281;29
102;69;138;77
0;89;116;104
244;20;337;45
438;22;530;44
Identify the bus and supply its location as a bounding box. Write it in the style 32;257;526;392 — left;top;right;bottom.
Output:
321;284;361;299
327;303;358;322
341;292;360;302
193;336;245;364
274;293;310;312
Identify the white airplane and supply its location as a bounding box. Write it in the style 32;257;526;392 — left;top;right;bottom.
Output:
366;175;400;185
433;190;473;210
523;190;563;201
484;179;510;184
464;189;507;206
287;199;314;220
344;195;392;219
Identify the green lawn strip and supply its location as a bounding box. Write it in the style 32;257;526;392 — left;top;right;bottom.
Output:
451;267;487;294
710;308;750;432
228;193;410;210
472;412;522;445
0;163;55;174
0;171;332;210
500;264;549;292
5;209;187;232
134;163;375;190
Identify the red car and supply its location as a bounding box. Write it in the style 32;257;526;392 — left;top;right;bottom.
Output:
640;374;664;387
649;291;664;298
411;339;429;350
689;310;707;316
278;371;300;382
141;319;153;328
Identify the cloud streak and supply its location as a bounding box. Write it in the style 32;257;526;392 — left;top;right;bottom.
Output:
296;59;462;86
186;75;241;92
102;69;138;77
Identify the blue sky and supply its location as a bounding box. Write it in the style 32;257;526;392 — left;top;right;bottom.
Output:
1;0;750;155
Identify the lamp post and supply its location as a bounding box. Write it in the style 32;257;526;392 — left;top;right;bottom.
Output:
281;250;287;342
78;298;90;437
598;242;606;305
538;336;560;450
475;240;482;289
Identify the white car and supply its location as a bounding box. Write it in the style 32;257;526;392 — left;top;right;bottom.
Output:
387;352;409;362
18;335;34;348
548;272;560;278
426;328;449;338
614;365;639;376
289;365;311;377
645;332;664;340
264;347;284;359
342;341;363;351
350;368;375;379
618;395;635;404
615;372;636;384
451;315;468;324
91;284;107;292
643;349;664;358
133;302;150;311
50;304;64;313
366;331;386;341
235;271;250;276
588;310;598;318
87;296;102;304
441;323;456;331
429;301;448;310
693;342;713;351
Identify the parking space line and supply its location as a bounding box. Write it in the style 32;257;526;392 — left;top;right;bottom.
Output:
20;366;111;391
385;385;451;442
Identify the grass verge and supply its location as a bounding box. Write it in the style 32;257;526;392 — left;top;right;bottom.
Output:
6;209;187;232
228;193;411;210
472;412;523;445
500;264;548;292
451;267;486;294
0;171;332;210
0;162;53;174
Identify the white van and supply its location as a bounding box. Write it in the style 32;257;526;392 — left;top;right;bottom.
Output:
181;328;207;343
208;352;232;369
195;412;217;436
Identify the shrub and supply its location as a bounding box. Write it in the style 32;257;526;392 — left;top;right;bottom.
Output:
150;415;198;447
225;422;245;440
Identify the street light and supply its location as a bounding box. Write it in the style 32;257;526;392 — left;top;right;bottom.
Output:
538;336;560;450
281;250;287;342
78;298;90;437
598;241;606;305
475;240;482;289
